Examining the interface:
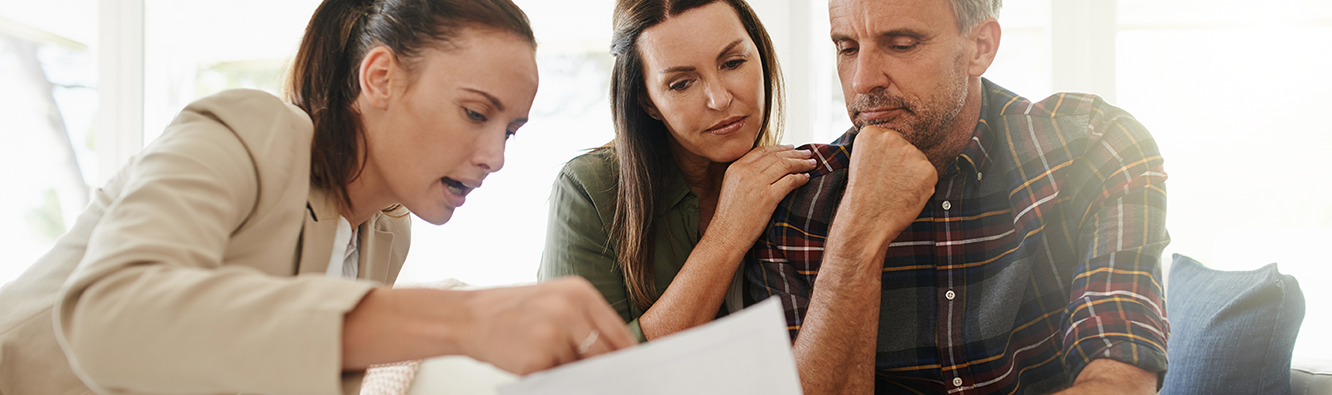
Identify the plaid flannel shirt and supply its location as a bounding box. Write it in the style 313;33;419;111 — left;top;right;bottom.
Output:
746;80;1170;394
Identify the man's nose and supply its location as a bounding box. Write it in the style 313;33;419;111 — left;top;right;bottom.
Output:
851;49;891;95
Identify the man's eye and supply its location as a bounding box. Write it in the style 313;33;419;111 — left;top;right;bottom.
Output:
837;45;858;56
465;109;487;122
887;38;919;52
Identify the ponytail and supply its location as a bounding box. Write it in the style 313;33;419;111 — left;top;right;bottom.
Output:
289;0;373;211
287;0;535;211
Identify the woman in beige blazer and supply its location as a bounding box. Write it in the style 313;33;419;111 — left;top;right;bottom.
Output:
0;0;633;394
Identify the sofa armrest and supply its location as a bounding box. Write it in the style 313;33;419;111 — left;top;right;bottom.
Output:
1292;356;1332;395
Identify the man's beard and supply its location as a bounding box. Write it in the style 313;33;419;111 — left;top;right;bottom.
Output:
847;67;969;152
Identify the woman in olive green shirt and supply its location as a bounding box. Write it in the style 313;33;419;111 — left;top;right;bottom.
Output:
539;0;816;342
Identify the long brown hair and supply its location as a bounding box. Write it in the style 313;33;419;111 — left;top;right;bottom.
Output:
287;0;535;211
608;0;784;312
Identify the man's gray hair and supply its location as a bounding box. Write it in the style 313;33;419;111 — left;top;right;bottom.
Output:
949;0;1002;33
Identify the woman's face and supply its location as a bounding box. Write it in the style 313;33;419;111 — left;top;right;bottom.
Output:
637;2;766;165
361;29;538;225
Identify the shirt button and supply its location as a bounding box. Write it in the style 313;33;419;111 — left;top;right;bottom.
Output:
977;172;983;181
942;201;952;211
953;377;963;387
945;290;956;300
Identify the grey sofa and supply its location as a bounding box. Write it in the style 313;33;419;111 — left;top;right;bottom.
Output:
1292;357;1332;395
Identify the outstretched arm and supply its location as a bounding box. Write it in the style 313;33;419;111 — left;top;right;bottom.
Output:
342;277;636;375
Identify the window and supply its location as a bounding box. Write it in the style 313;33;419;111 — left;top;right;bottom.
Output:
985;0;1052;101
398;0;617;285
1116;0;1332;362
142;0;319;144
0;2;98;286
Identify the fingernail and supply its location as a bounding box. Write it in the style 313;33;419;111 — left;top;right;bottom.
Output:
784;144;796;149
808;159;818;165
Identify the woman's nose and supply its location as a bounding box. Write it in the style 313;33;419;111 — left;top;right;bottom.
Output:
704;80;733;111
473;130;506;173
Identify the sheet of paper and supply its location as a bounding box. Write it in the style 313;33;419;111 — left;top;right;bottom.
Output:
496;298;803;395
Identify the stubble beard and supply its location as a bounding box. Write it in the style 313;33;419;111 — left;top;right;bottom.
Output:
849;63;969;153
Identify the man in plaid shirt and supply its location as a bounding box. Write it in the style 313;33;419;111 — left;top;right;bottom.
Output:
745;0;1169;394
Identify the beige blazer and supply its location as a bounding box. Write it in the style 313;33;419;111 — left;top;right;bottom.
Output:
0;89;411;395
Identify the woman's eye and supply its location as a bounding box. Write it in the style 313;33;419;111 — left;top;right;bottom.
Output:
669;80;692;91
465;108;488;122
505;130;518;139
723;58;746;69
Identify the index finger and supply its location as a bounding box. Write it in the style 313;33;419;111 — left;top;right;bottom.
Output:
856;124;907;142
859;124;892;134
743;144;796;161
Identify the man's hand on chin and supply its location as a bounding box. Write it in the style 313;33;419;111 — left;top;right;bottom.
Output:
1053;359;1159;395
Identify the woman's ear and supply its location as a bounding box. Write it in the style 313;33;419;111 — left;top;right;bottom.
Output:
359;46;398;110
637;93;663;121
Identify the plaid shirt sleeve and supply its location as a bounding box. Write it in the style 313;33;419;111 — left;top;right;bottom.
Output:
1059;98;1171;382
748;232;815;340
746;143;852;340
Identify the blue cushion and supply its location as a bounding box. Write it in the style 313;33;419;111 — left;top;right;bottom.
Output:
1162;253;1305;395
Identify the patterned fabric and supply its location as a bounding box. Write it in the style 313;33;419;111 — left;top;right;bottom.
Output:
360;361;422;395
746;79;1170;394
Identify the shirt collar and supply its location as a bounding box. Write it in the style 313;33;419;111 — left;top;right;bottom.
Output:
944;78;999;179
660;160;695;215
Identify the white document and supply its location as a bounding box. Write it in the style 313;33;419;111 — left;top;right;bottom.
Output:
496;298;803;395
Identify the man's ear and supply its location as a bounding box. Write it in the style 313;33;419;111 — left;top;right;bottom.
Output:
359;46;398;110
967;18;1001;77
638;92;663;121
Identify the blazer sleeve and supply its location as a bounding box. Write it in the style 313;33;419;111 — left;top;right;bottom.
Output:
53;97;376;395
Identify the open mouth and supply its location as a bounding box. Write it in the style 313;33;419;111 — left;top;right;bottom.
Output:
442;177;474;197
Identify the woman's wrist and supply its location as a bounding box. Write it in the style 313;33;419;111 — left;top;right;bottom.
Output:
695;226;752;265
341;288;471;369
399;288;472;358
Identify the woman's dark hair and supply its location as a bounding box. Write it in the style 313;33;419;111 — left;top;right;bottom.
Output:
608;0;784;312
288;0;535;211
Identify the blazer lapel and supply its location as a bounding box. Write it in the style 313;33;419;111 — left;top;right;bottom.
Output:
297;186;339;275
357;222;395;284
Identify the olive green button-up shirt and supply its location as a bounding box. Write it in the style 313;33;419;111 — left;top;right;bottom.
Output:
538;148;741;342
